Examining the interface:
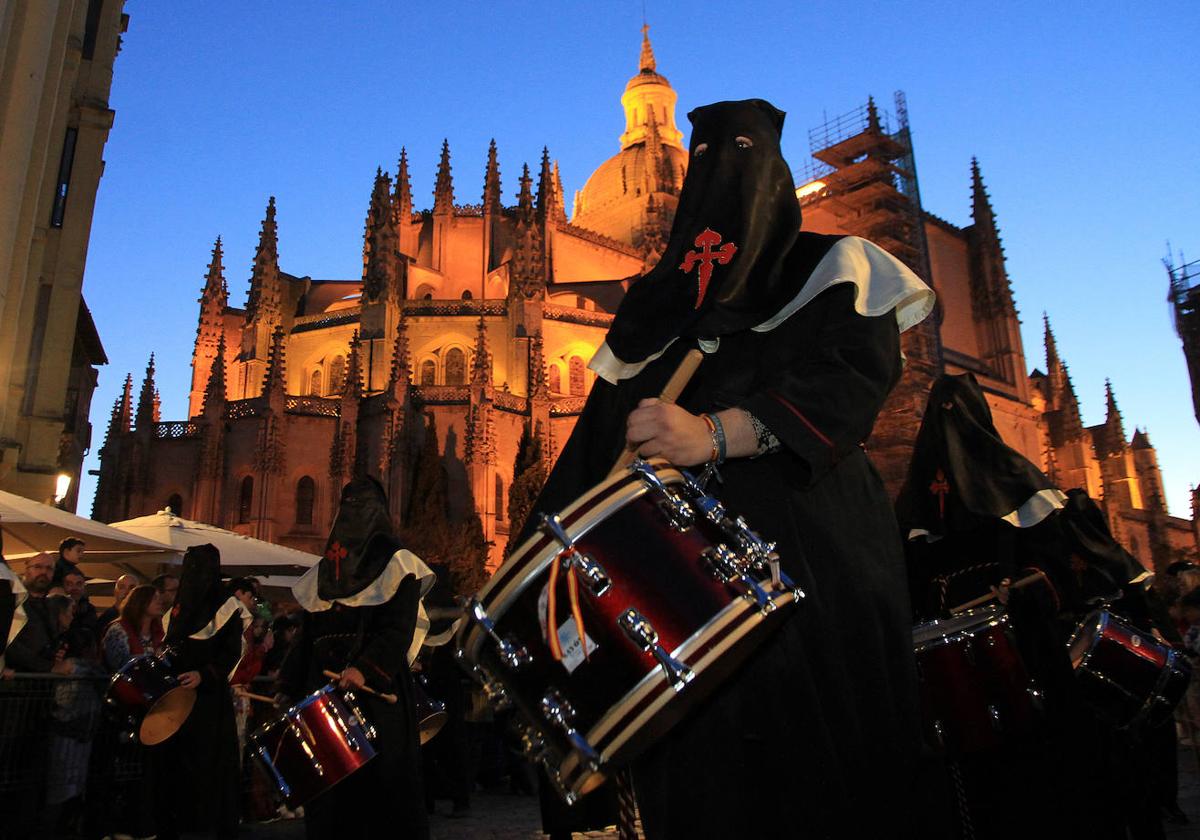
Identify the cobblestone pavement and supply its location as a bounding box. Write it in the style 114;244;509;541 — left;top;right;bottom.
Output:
245;747;1200;839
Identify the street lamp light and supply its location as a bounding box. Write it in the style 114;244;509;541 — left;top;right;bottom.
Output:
54;473;72;506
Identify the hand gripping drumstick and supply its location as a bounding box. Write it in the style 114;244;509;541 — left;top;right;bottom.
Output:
323;669;398;704
948;569;1048;614
608;348;705;477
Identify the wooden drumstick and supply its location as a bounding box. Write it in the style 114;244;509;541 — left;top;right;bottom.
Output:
323;669;398;704
948;570;1048;614
235;689;278;705
609;348;705;477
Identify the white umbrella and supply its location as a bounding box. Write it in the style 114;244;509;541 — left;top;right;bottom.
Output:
108;510;320;577
0;489;174;579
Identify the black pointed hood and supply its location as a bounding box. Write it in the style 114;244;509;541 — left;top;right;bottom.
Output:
896;373;1061;539
603;99;806;365
317;477;401;600
166;543;226;642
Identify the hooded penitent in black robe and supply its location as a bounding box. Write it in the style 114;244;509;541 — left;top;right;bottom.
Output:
152;543;248;840
279;478;433;840
522;99;934;839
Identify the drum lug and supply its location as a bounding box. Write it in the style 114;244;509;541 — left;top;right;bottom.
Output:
540;689;601;773
539;514;611;597
618;607;696;692
631;460;694;530
469;599;531;670
701;544;743;583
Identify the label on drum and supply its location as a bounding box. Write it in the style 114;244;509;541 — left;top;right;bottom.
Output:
538;584;599;673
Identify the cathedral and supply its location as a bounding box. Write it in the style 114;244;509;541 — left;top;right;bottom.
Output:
92;28;1197;584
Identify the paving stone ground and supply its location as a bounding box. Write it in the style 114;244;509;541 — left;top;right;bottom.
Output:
244;746;1200;839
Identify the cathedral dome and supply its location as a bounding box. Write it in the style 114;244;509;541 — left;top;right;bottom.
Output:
571;26;687;248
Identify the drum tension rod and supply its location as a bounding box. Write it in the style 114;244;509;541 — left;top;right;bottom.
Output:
541;689;601;773
618;608;696;692
539;513;611;597
470;599;531;670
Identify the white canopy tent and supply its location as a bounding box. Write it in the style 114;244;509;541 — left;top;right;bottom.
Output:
108;510;320;581
0;490;174;580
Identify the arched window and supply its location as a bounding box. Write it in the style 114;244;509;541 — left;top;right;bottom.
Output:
547;365;561;394
328;356;346;395
419;359;436;386
165;493;183;516
295;476;315;526
237;476;254;524
309;369;323;396
495;475;505;522
569;356;586;396
445;347;466;386
461;290;473;300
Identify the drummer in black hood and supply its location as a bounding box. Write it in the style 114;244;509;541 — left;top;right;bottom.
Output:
523;98;935;838
278;477;434;839
151;542;250;839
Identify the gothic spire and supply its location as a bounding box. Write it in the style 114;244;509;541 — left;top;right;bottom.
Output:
1104;379;1127;448
343;331;364;399
203;236;228;304
1043;312;1060;371
433;139;454;214
528;335;549;399
393;148;412;223
536;147;556;221
388;311;411;395
105;374;134;442
867;95;881;133
261;326;287;396
363;168;398;302
482;139;502;214
639;22;656;73
471;316;492;386
551;161;567;223
135;355;157;431
245;196;282;325
203;334;227;414
971;157;998;234
517;163;534;217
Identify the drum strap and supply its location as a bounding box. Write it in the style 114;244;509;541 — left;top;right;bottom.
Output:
615;768;639;840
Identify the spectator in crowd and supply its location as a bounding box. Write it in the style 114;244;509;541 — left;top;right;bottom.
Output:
0;529;27;676
101;584;165;672
60;567;102;662
98;573;141;627
6;553;73;674
153;572;180;612
230;613;274;755
52;537;86;584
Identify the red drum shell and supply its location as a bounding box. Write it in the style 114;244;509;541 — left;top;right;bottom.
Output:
250;685;377;808
912;608;1042;755
458;460;800;803
1068;609;1191;727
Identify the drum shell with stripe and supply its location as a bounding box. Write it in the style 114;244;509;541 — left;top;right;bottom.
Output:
457;460;800;803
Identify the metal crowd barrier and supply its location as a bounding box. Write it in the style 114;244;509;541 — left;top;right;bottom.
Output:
0;672;291;837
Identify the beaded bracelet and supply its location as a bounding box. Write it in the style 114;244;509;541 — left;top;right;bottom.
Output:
700;413;726;465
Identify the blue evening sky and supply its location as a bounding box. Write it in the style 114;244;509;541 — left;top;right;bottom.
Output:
80;1;1199;516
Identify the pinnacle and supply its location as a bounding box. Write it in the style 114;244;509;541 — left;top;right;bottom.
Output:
639;22;657;73
434;139;454;212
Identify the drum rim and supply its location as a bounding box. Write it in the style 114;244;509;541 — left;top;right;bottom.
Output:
1068;609;1114;670
459;460;685;661
250;683;354;740
911;606;1007;653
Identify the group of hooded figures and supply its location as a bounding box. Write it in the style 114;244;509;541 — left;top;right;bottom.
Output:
0;97;1185;839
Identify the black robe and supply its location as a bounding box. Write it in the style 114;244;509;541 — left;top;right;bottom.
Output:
278;574;428;840
528;281;924;838
151;611;243;839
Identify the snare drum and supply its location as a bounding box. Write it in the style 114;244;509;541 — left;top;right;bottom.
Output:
106;651;196;745
912;607;1042;755
414;675;447;745
250;684;377;808
456;459;802;803
1068;609;1191;727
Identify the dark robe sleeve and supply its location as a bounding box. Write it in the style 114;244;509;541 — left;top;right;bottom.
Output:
353;574;420;691
739;283;902;489
6;601;54;672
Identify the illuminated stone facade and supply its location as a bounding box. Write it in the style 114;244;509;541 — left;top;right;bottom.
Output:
93;28;1196;579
